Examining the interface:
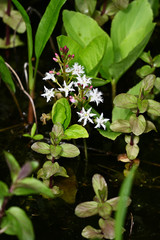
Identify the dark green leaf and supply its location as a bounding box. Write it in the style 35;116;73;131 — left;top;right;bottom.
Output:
0;56;15;92
4;151;20;182
63;124;89;140
98;122;121;140
0;181;9;198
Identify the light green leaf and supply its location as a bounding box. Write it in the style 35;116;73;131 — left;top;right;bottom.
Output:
110;120;131;133
113;93;137;109
82;225;103;239
140;51;152;64
3;9;26;33
0;35;24;49
35;0;66;59
129;114;146;136
140;74;156;96
126;143;139;160
52;122;64;138
155;77;160;91
153;54;160;67
75;201;98;217
0;56;15;92
92;174;108;203
147;99;160;116
1;206;34;240
99;217;116;240
75;0;97;16
50;145;62;158
13;178;55;198
60;143;80;158
4;151;20;182
42;161;60;179
0;181;9;198
31;142;50;154
137;99;148;113
125;135;139;144
63;124;89;140
33;134;44;140
30;123;36;137
136;65;155;78
98;202;112;219
144;120;157;133
51;98;71;129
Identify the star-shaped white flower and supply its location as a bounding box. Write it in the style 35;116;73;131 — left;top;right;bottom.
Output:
71;62;85;76
43;72;56;82
58;81;75;97
41;86;55;102
76;75;92;88
88;88;103;105
94;113;110;130
77;107;96;126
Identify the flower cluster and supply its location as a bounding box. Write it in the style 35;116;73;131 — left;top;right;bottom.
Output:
41;46;109;130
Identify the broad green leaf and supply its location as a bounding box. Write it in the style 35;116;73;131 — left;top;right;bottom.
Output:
1;206;34;240
144;120;157;133
155;77;160;91
129;114;146;136
92;174;108;203
35;0;66;59
153;54;160;67
140;51;152;64
126;143;139;160
31;142;50;154
33;134;44;140
115;164;137;240
82;225;103;239
99;217;115;240
50;145;62;158
111;0;155;62
0;56;15;92
98;202;112;219
60;143;80;158
51;98;71;129
63;124;89;140
147;99;160;116
98;122;121;140
113;93;137;109
75;0;97;16
12;0;33;61
0;35;24;49
137;99;148;113
91;77;111;87
3;9;26;33
42;161;60;179
136;65;155;78
4;151;20;182
75;201;98;217
0;181;9;198
110;120;131;133
140;74;156;96
13;178;55;198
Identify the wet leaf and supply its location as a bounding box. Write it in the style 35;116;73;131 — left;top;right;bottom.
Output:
137;99;148;113
98;202;112;219
4;151;20;182
60;143;80;158
63;124;89;140
147;99;160;116
136;65;155;78
144;120;157;133
31;142;50;154
82;225;103;239
129;114;146;136
1;206;34;240
126;143;139;160
110;120;131;133
153;54;160;67
92;174;108;202
113;93;137;109
3;10;26;33
75;201;98;217
99;217;115;240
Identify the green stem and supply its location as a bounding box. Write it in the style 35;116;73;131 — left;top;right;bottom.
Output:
111;79;117;103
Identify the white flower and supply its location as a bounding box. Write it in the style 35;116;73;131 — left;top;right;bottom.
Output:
76;75;92;88
43;72;56;82
41;86;55;102
88;88;103;105
77;107;96;126
65;67;72;73
71;62;85;76
58;81;75;97
94;113;110;130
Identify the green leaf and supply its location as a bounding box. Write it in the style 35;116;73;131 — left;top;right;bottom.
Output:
155;77;160;91
98;202;112;219
137;99;148;113
51;98;71;129
31;142;50;154
63;124;89;140
35;0;66;59
75;0;97;16
52;122;64;138
91;77;111;87
32;134;44;140
144;120;157;133
54;165;69;178
50;145;62;158
17;161;39;180
92;174;108;203
13;178;55;198
111;0;155;62
60;143;80;158
75;201;98;217
4;151;20;182
147;99;160;116
140;74;156;96
0;35;24;49
129;114;146;136
136;65;155;78
126;143;139;160
98;122;121;140
113;93;137;109
42;161;60;179
125;135;139;144
3;9;26;33
153;54;160;67
30;123;36;138
0;181;9;198
99;217;116;240
81;225;103;239
115;164;137;240
110;120;131;133
1;206;34;240
140;51;152;64
0;56;15;92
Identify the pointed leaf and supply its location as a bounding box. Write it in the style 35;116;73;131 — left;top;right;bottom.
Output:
60;143;80;158
31;142;50;154
4;151;20;182
63;124;89;140
0;181;9;198
30;123;37;138
92;174;108;202
75;201;98;217
144;120;157;133
17;161;39;180
1;206;34;240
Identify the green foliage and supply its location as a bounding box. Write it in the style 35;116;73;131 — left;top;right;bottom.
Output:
23;123;44;140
